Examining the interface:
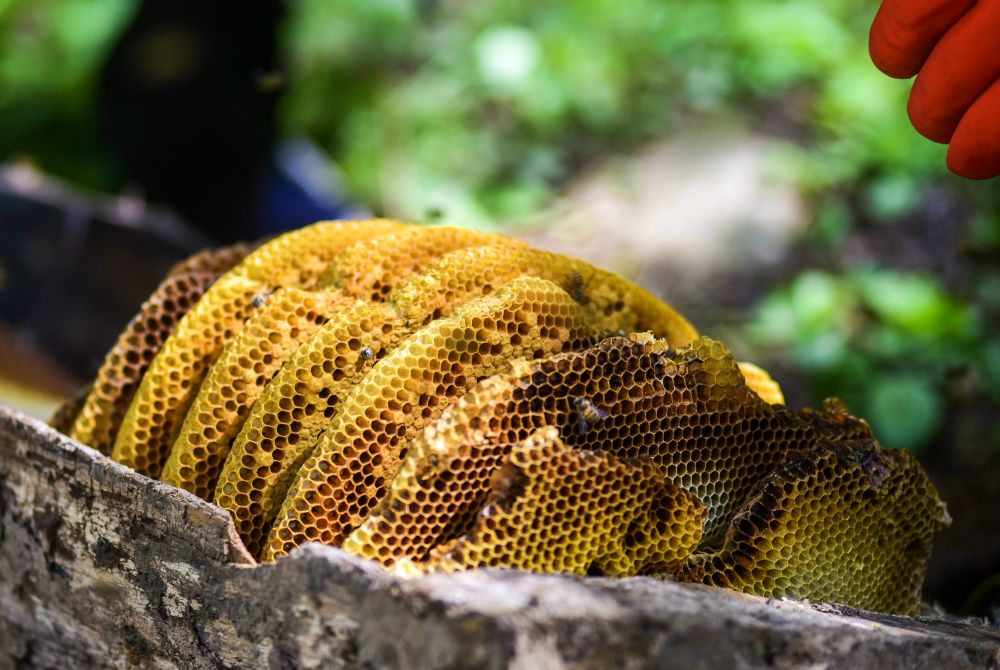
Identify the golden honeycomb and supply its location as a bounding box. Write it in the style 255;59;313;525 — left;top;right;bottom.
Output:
57;219;950;614
162;225;513;499
404;426;706;576
342;334;870;568
313;226;524;299
263;276;610;560
674;440;950;614
736;361;785;405
211;243;700;514
218;244;657;545
160;288;352;498
391;244;698;347
69;244;249;453
48;383;90;435
214;299;413;545
112;220;404;477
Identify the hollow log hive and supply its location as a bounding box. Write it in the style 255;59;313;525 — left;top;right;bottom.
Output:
52;220;951;615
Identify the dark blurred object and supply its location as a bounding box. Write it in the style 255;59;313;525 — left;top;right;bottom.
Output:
100;0;283;242
0;162;209;382
99;0;356;242
0;323;80;400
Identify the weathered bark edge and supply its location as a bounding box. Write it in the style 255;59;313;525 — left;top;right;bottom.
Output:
1;406;998;669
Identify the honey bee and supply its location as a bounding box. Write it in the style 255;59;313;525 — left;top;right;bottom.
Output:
251;290;272;308
567;269;596;305
359;346;374;361
573;396;609;435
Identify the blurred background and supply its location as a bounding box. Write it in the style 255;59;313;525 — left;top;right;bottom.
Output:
0;0;996;618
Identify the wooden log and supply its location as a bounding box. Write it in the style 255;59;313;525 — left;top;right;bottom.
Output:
0;406;997;669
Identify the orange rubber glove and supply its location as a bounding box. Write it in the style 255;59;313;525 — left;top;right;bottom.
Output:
870;0;1000;179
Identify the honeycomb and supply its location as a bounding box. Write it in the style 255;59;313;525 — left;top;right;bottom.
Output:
59;219;950;614
342;334;869;568
674;440;950;614
263;276;610;560
48;384;91;436
68;244;249;453
736;362;785;406
398;426;707;576
111;220;404;477
160;288;352;498
391;244;698;347
217;244;643;543
313;226;524;299
214;299;413;545
160;226;508;499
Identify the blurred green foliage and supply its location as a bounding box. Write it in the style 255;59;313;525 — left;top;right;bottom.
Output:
751;269;989;451
0;0;132;187
1;0;998;452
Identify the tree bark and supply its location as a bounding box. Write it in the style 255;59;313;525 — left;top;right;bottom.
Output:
0;406;997;669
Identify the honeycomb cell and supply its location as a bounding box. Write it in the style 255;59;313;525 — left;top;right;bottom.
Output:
112;219;405;478
737;362;785;405
215;300;413;546
390;245;698;347
343;334;872;568
161;288;353;498
69;244;249;453
389;426;706;577
674;440;950;615
263;276;609;560
314;226;524;300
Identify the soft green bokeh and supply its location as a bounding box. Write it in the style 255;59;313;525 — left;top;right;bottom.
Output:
750;268;986;452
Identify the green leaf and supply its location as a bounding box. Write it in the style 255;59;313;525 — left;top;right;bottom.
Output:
864;375;942;452
857;271;972;339
788;271;850;334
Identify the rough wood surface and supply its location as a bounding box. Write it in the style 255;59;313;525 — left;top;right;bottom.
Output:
0;406;998;669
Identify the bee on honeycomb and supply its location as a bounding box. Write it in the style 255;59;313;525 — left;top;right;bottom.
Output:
572;396;610;435
566;268;597;305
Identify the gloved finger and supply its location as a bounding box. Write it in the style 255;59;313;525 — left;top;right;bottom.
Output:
869;0;976;79
909;0;1000;143
947;78;1000;180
